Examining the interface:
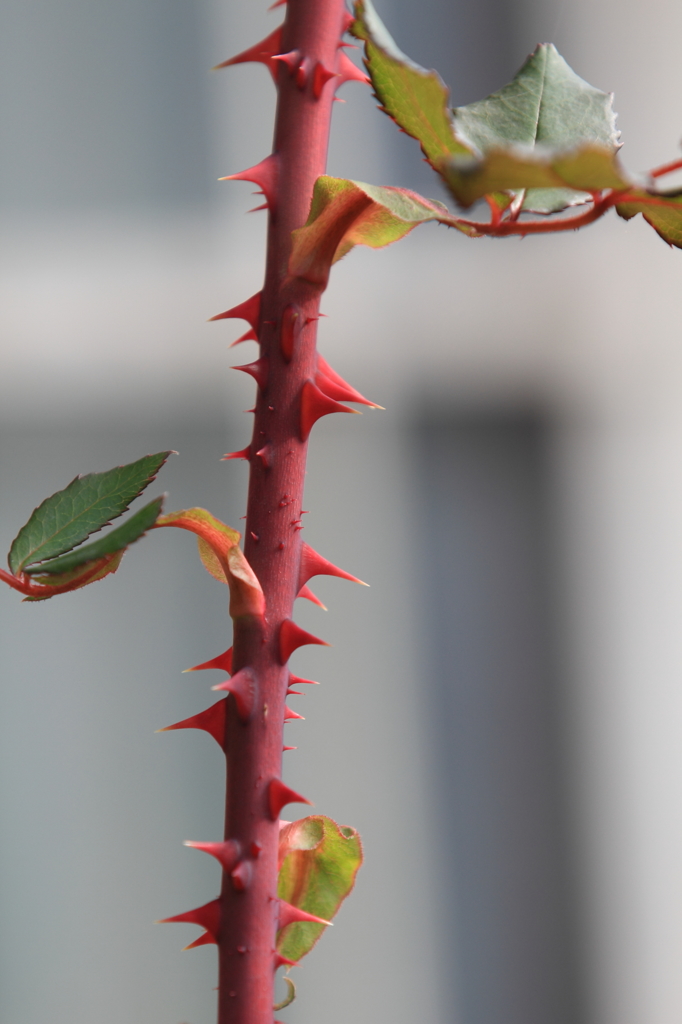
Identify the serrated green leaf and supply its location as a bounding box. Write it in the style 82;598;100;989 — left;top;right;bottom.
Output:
616;189;682;247
9;451;172;573
441;144;630;210
290;176;465;287
277;815;363;963
350;0;470;167
24;497;164;575
449;43;620;212
23;552;125;601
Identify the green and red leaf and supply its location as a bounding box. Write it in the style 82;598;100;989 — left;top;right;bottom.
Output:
616;188;682;248
277;815;363;963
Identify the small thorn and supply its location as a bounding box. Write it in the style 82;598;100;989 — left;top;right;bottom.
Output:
231;860;253;892
208;290;261;330
271;49;301;74
289;673;319;686
332;96;346;103
248;202;269;213
269;0;286;8
160;898;221;944
211;667;258;722
286;688;303;696
232;356;269;392
184;932;216;950
298;542;367;589
213;27;283;80
336;51;369;87
316;354;382;407
341;10;355;32
283;745;297;751
295;56;313;89
274;953;299;970
184;839;241;872
300;379;358;441
268;778;312;820
280;304;301;362
222;447;251;462
230;327;258;347
338;41;358;49
158;699;227;748
250;531;260;542
278;899;332;930
255;445;272;468
279;619;330;664
184;647;233;674
297;583;327;610
221;154;279;212
312;61;339;99
284;705;305;721
250;841;262;858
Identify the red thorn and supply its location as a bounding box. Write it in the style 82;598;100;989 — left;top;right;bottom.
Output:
274;953;299;970
222;447;251;462
269;0;286;8
230;860;253;892
250;841;262;858
283;745;297;751
214;27;283;80
280;304;301;362
221;154;279;212
341;10;355;32
185;647;233;674
250;531;260;542
284;705;305;721
232;356;269;391
279;619;330;663
297;583;327;610
336;51;370;86
312;61;338;99
333;96;346;103
289;673;320;686
230;327;258;347
300;379;357;441
295;56;313;89
255;445;272;468
184;931;216;950
298;542;367;589
184;839;241;872
208;291;261;330
158;699;227;748
248;202;269;213
316;354;382;407
268;778;312;820
286;688;303;696
271;49;301;74
211;667;258;722
160;898;221;943
278;899;332;930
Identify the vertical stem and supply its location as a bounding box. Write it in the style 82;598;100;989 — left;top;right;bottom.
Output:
218;2;347;1022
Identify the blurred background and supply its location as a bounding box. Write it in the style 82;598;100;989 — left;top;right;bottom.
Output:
2;0;682;1022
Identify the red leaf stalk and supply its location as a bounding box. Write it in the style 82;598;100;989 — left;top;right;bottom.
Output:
217;2;348;1022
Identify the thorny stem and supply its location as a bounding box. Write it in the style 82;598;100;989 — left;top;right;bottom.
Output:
217;2;348;1023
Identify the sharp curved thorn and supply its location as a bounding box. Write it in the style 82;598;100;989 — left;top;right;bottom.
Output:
298;541;367;589
338;41;358;49
283;745;297;751
220;154;279;212
159;898;221;944
232;356;269;391
222;446;251;462
296;582;327;610
284;705;305;721
278;899;332;930
271;49;301;74
312;61;339;99
316;353;383;407
211;667;258;721
184;839;241;872
268;778;312;820
279;618;330;664
157;699;227;748
208;290;261;329
289;672;320;686
184;647;233;674
300;379;358;441
286;687;303;694
336;51;370;87
248;202;270;213
341;10;355;32
332;96;346;103
268;0;286;8
229;327;259;347
274;953;299;970
213;26;283;80
273;975;297;1012
230;860;253;892
255;444;272;468
184;931;216;950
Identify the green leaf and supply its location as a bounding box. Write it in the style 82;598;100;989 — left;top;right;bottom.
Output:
9;451;172;573
447;44;621;212
441;144;630;210
616;188;682;248
350;0;471;167
24;497;164;575
277;815;363;963
290;176;465;287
